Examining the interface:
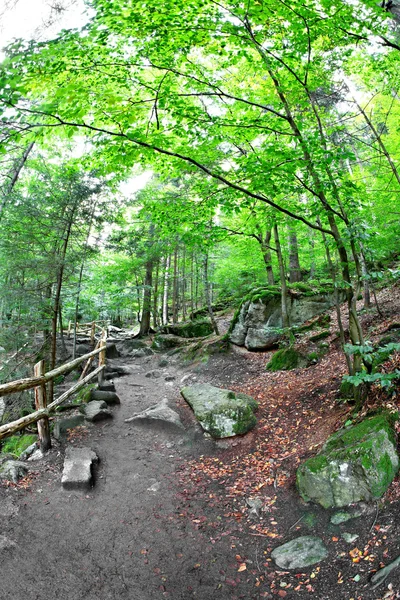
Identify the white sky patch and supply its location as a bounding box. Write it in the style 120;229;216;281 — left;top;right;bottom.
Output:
0;0;90;58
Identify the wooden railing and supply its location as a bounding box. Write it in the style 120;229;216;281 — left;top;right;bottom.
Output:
0;330;107;450
66;320;109;343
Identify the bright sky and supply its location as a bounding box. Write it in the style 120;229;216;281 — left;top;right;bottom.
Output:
0;0;89;56
0;0;153;194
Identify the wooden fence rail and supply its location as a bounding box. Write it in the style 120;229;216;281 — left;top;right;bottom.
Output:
0;330;107;447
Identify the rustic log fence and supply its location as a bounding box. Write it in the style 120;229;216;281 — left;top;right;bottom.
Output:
0;330;108;449
67;320;109;342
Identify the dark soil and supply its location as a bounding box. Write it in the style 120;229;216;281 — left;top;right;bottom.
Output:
1;287;400;600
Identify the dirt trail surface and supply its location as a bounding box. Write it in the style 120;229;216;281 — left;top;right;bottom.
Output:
2;291;400;600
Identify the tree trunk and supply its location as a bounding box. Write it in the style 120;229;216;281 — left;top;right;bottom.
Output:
261;228;275;284
162;254;170;325
153;259;160;329
288;225;302;283
172;246;178;323
203;254;219;335
273;223;290;329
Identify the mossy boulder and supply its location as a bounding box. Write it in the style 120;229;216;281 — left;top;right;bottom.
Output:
230;282;339;351
181;383;258;438
152;334;191;351
297;413;399;508
162;319;214;339
266;348;308;371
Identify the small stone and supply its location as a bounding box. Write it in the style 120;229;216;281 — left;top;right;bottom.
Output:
0;461;28;483
342;532;359;544
145;370;162;379
19;442;38;460
80;401;113;422
90;390;121;405
330;511;362;525
158;359;169;368
271;536;328;570
61;447;99;490
28;449;44;462
147;482;161;492
165;375;176;382
125;398;184;430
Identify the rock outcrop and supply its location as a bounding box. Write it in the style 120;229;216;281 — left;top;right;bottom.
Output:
161;319;213;339
297;413;399;508
230;284;338;351
181;383;258;438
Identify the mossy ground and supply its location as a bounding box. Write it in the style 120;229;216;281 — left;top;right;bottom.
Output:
1;434;37;457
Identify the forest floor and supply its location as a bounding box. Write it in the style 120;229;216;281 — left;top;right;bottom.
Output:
1;286;400;600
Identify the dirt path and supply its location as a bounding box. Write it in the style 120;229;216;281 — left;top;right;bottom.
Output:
0;350;254;600
1;321;400;599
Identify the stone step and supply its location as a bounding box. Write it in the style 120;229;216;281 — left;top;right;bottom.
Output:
61;447;99;491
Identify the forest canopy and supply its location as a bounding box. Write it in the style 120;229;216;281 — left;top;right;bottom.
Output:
0;0;400;379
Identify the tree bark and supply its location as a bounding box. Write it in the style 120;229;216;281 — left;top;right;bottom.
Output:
288;224;302;283
203;253;219;335
273;223;290;329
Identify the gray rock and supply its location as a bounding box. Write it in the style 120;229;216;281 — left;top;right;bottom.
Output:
53;415;85;440
181;383;258;438
80;401;113;422
246;497;263;519
125;398;184;430
159;359;169;368
297;413;399;508
28;449;44;462
145;370;162;379
152;334;190;351
165;375;176;382
271;536;328;570
330;511;362;525
98;382;116;392
19;442;38;460
0;461;28;483
342;532;359;544
230;289;339;351
61;447;99;490
90;390;121;405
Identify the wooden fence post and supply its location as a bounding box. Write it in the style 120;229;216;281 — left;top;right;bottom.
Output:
34;360;51;452
90;321;96;346
98;330;106;386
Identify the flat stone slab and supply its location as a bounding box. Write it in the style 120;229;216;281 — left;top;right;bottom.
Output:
0;461;28;483
181;383;258;438
80;401;113;422
271;536;328;570
53;415;85;440
125;398;184;430
90;390;121;405
330;510;362;525
61;447;99;490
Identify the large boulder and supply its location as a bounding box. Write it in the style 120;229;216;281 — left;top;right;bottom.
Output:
161;319;213;339
297;413;399;508
230;284;338;351
152;334;191;351
181;383;258;438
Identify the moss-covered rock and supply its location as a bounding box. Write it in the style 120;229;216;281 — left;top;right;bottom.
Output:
161;319;214;339
181;383;258;438
152;334;191;351
229;282;339;351
266;348;307;371
297;413;399;508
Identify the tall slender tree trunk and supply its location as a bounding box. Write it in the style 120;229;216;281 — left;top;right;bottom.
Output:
288;224;302;283
162;254;170;325
260;228;275;285
172;246;178;323
273;223;290;329
203;253;219;335
153;259;160;329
